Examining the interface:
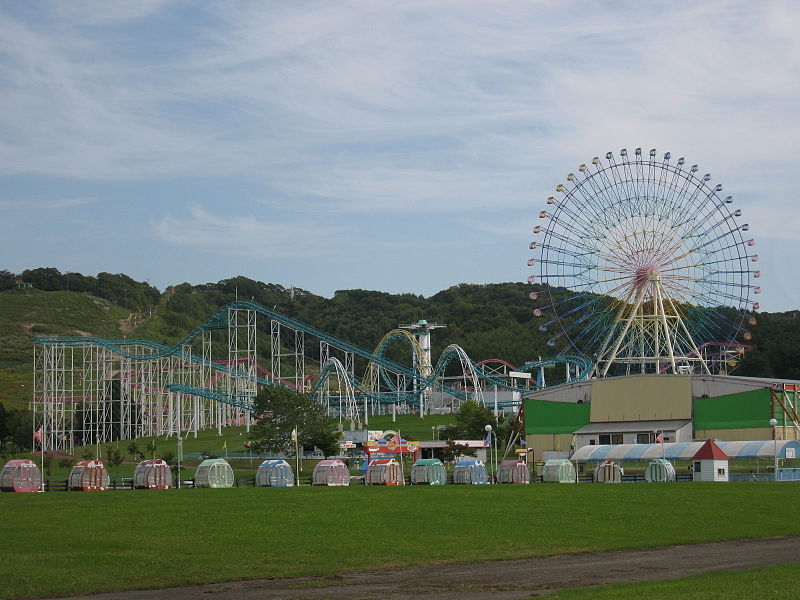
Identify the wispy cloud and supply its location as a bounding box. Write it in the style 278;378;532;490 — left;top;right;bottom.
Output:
152;206;349;259
0;197;95;211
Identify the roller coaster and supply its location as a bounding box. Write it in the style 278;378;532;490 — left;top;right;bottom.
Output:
32;300;591;452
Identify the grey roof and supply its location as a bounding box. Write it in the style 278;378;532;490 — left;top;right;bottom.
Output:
572;440;800;462
575;420;692;434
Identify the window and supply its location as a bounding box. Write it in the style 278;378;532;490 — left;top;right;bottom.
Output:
637;433;654;444
694;461;702;473
589;439;597;445
611;434;623;445
717;468;726;476
599;434;611;445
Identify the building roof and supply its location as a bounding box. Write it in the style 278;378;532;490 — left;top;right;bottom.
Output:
572;440;800;462
420;440;488;448
575;420;691;434
693;439;729;460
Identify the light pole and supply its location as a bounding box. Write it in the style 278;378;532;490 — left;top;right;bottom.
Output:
484;424;495;483
770;418;778;482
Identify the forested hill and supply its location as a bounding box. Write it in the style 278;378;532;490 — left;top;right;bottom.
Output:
0;267;796;407
0;268;551;367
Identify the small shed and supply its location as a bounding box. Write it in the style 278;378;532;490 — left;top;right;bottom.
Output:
195;458;234;488
312;459;350;486
496;460;530;484
593;459;623;483
692;439;729;482
0;459;42;492
365;458;404;486
410;458;447;485
133;459;172;489
255;459;295;487
452;459;488;485
645;458;676;482
541;459;576;483
68;460;109;491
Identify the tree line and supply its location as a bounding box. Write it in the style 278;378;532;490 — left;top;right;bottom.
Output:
2;267;794;381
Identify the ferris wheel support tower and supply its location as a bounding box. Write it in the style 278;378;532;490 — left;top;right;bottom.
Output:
593;271;711;377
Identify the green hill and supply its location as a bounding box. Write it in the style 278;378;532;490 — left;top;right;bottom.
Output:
0;267;795;413
0;288;132;409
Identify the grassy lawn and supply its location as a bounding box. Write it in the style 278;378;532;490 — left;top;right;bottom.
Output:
2;483;800;599
549;561;800;599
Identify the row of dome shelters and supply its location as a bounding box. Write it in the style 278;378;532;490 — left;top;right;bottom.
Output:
522;374;800;460
0;457;534;491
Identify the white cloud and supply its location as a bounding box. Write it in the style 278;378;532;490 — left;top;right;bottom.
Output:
0;197;95;211
152;206;352;259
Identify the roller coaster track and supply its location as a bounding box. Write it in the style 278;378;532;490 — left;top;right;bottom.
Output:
36;300;592;410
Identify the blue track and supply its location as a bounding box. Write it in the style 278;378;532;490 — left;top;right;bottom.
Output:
36;300;592;409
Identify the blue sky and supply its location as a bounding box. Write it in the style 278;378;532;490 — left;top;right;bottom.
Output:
1;1;799;311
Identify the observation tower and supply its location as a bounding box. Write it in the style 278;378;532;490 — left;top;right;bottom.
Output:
399;319;446;415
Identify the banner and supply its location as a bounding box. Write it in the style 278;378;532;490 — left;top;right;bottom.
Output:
364;438;420;454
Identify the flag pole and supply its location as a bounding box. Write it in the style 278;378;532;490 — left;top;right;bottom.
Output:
40;427;45;492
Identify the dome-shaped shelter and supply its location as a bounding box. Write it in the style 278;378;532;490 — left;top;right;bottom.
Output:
255;459;295;487
365;458;404;486
133;459;172;489
496;460;530;484
195;458;234;488
541;459;576;483
452;459;488;485
593;460;623;483
69;460;109;491
645;458;676;482
1;459;42;492
312;459;350;486
410;458;447;485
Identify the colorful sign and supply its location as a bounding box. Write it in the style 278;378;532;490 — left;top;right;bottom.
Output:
364;437;420;454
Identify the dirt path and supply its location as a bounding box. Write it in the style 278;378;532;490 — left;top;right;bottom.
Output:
59;536;800;600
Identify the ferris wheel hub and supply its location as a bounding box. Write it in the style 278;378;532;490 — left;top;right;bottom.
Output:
633;266;660;288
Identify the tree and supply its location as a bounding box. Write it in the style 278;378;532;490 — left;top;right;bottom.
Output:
247;386;339;457
127;441;142;461
442;440;477;463
440;400;506;441
105;445;124;473
145;438;157;459
0;402;10;444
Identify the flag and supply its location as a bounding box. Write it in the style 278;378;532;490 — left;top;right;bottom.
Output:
33;428;43;443
291;427;298;442
222;440;227;450
518;437;528;447
484;432;492;447
655;432;664;443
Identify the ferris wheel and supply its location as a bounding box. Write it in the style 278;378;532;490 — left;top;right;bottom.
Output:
529;148;760;377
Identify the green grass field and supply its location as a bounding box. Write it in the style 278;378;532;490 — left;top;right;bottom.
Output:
550;562;800;599
3;483;800;599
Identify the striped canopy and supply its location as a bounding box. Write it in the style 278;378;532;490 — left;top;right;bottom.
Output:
572;440;800;463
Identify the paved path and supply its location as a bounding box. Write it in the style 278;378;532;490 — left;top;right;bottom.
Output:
59;536;800;600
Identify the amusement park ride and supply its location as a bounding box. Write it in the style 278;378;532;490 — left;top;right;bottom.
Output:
32;148;759;453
